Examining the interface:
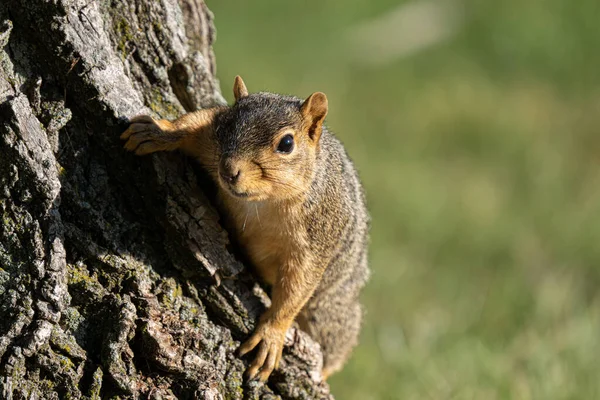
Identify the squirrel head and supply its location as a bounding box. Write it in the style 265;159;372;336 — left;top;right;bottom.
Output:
213;76;328;202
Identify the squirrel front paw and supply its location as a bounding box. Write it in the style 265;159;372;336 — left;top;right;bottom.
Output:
120;115;178;155
238;321;287;382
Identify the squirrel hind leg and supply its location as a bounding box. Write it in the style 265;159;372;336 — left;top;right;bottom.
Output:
321;361;344;381
299;300;363;380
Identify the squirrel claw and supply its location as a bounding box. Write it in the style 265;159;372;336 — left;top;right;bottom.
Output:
121;115;176;155
130;115;156;124
239;322;285;382
244;341;267;380
120;115;157;140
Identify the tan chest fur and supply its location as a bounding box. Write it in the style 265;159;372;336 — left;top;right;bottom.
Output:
221;196;307;286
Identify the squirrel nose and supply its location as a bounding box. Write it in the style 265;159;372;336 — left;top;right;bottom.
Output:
219;158;241;184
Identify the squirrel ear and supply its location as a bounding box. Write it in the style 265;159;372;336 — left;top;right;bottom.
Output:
301;92;328;141
233;75;249;102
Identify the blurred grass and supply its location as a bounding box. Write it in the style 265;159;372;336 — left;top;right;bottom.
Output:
207;0;600;398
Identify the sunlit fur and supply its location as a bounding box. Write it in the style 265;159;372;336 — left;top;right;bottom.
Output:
121;79;369;382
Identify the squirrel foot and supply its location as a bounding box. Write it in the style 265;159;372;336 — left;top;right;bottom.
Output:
238;320;286;382
121;115;178;155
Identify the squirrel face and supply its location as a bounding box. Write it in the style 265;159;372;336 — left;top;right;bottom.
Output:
213;76;328;202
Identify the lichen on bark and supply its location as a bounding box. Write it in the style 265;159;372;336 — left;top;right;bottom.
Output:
0;1;332;398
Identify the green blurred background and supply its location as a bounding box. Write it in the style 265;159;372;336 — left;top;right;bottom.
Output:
207;0;600;398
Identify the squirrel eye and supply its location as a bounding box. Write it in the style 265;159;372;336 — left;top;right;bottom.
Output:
276;134;294;154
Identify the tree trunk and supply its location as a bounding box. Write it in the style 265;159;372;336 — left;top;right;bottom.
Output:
0;1;332;398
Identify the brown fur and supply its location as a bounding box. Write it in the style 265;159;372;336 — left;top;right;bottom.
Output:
121;76;370;382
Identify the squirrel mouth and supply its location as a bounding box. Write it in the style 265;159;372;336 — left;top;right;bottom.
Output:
230;190;250;198
224;186;252;199
219;180;262;200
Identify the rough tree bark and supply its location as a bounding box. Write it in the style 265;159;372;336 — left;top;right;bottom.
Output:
0;0;333;398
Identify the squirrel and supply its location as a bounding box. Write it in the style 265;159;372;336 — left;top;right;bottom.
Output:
121;76;370;382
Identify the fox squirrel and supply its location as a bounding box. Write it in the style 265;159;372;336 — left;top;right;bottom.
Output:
121;76;370;382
